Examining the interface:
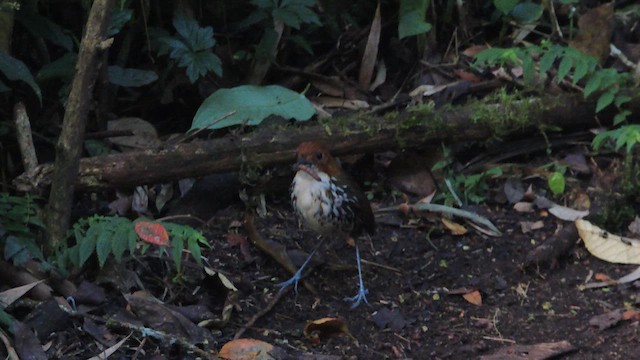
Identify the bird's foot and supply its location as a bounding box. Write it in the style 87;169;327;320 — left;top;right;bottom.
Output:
275;270;304;294
343;286;369;309
275;246;319;294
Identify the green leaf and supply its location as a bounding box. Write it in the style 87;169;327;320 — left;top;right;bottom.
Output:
16;9;74;51
191;85;316;130
234;10;269;30
37;53;78;82
572;58;589;85
613;110;631;126
548;172;565;195
592;130;612;150
0;51;42;103
107;8;133;37
614;95;631;108
187;237;203;266
398;0;432;39
522;54;535;85
273;7;302;29
583;72;602;98
596;90;615;113
173;11;215;51
556;56;573;82
494;0;518;14
184;51;223;83
78;232;97;267
111;227;129;263
96;230;112;268
128;226;138;255
108;66;158;87
171;236;184;272
511;3;544;23
538;51;556;75
286;4;321;26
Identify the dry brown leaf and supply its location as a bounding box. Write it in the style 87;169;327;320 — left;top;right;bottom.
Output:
569;2;614;64
462;290;482;306
622;309;640;321
442;218;467;235
219;338;275;360
548;204;589;221
576;219;640;264
304;317;353;345
513;202;535;213
520;220;544;234
461;45;488;57
314;96;370;110
107;117;160;151
594;273;611;282
453;69;482;82
359;2;381;89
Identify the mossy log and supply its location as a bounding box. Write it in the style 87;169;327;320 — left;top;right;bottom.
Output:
14;92;640;192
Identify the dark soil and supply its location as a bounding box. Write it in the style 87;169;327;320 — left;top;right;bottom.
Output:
201;195;640;359
22;168;640;359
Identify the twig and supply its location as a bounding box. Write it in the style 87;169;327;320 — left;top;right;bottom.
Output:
360;259;401;273
244;210;317;294
234;289;289;340
377;203;502;236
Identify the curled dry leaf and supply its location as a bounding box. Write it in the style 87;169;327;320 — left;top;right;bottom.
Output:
134;221;169;246
219;338;275;360
594;273;612;282
441;218;467;235
304;317;353;345
548;204;589;221
576;219;640;264
622;309;640;321
513;202;535;213
520;220;544;234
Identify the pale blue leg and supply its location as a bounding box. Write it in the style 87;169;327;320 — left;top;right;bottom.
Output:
343;244;369;308
276;247;318;294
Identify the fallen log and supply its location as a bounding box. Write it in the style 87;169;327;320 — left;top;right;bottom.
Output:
14;93;639;192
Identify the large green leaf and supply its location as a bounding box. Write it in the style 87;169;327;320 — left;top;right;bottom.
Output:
37;53;77;81
96;230;112;268
494;0;518;14
398;0;432;39
0;51;42;103
510;2;544;23
191;85;315;130
16;9;74;51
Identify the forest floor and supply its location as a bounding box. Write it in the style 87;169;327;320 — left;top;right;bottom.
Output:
197;167;639;359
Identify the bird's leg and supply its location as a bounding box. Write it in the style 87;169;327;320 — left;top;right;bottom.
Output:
275;240;323;294
343;243;369;308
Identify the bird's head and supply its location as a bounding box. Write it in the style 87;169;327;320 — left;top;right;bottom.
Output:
294;142;341;180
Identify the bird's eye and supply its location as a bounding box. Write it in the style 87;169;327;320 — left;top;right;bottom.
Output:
315;150;324;160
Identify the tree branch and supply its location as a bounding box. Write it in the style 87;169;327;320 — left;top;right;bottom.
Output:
44;0;115;246
17;92;640;193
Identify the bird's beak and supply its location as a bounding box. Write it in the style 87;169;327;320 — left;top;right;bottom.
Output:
294;158;321;181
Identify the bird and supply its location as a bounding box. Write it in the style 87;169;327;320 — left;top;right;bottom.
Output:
276;141;376;308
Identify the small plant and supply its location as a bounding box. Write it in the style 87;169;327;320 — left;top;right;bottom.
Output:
152;11;223;83
236;0;321;58
473;42;633;124
592;125;640;154
432;147;504;205
0;194;47;267
53;215;210;273
547;167;567;196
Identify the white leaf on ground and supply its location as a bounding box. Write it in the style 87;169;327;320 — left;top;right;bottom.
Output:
576;219;640;264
